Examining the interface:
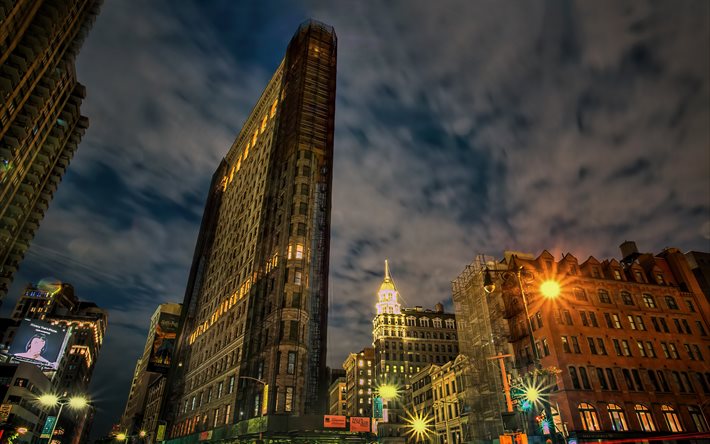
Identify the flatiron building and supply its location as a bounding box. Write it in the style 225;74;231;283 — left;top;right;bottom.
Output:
166;20;336;438
0;0;101;304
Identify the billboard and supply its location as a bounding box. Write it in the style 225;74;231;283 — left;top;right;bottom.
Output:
147;312;179;373
8;319;70;370
350;417;370;433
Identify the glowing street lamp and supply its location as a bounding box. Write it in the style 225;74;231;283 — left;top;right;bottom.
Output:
403;408;435;442
38;394;90;442
116;433;127;441
482;266;562;444
376;383;399;401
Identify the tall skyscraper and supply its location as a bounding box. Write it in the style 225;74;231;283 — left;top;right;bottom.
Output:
120;303;181;439
0;0;101;304
166;20;336;439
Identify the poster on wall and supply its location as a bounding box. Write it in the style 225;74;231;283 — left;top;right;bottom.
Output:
147;312;180;373
8;319;69;370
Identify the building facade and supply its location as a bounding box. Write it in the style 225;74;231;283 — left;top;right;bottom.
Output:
686;250;710;303
0;362;52;443
328;376;347;416
372;261;459;442
165;20;337;440
343;347;375;418
120;303;181;439
461;243;710;443
0;0;101;304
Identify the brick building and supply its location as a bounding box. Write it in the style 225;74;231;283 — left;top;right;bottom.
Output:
489;243;710;442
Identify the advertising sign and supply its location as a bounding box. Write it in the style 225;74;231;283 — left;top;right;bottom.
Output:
147;312;180;373
156;424;166;442
8;319;69;370
0;404;11;422
323;415;346;428
350;417;371;433
373;396;383;419
40;416;57;438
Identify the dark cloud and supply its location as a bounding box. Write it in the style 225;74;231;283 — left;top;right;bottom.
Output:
2;0;708;439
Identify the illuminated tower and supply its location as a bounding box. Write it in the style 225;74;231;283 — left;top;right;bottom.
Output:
165;20;336;439
376;260;402;316
0;0;101;304
372;261;459;442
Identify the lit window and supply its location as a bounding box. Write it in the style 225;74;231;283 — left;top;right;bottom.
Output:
260;116;267;133
578;403;600;431
689;405;709;432
613;269;622;280
661;405;683;432
607;404;628;431
642;294;656;308
270;99;278;118
634;404;656;431
295;244;304;259
294;271;302;285
285;387;293;412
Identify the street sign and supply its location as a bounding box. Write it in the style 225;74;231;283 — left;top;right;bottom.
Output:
40;416;57;439
373;396;383;419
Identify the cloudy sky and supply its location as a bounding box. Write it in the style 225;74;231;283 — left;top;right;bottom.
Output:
3;0;709;438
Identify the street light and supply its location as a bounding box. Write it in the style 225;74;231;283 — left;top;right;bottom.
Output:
239;376;267;440
37;394;90;443
371;383;399;440
115;430;147;442
403;408;435;442
482;265;561;444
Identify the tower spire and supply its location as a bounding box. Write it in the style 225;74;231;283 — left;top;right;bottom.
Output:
385;259;390;280
376;259;401;315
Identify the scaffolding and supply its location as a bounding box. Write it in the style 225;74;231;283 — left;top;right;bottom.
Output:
452;255;518;443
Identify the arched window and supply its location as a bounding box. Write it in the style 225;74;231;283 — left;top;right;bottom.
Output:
688;405;709;432
598;289;611;304
665;296;678;310
621;291;634;305
419;318;429;327
661;405;683;432
574;288;587;301
578;403;600;431
607;404;628;431
445;319;455;329
432;318;442;328
634;404;656;431
642;294;657;308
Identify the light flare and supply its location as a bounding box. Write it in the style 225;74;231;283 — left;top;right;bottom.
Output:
403;408;435;441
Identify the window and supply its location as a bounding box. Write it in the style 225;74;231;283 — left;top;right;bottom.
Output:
637;341;647;357
596;368;609;390
588;338;598;355
433;318;442;328
561;336;571;353
674;318;683;334
686;300;696;312
613;269;622;280
604;313;613;328
621;291;634;305
542;338;550;356
574;288;587;301
634;404;656;432
598;289;611;303
590;312;599;327
569;367;580;389
668;343;680;359
628;315;637;330
621;340;632;356
613;339;622;356
612;314;622;329
607;404;628;431
579;367;591;389
642;294;656;308
655;273;665;284
229;375;235;394
294;271;302;285
636;316;646;331
665;296;678;310
684;344;696;360
652;317;661;332
578;403;601;431
660;318;669;332
645;341;656;358
648;371;661;391
571;336;581;353
563;310;573;325
606;368;619;390
285;387;294;412
689;406;709;432
597;338;607;355
661;342;670;358
287;351;296;374
295;244;304;259
682;319;692;334
661;405;683;432
581;311;588;326
419;318;429;327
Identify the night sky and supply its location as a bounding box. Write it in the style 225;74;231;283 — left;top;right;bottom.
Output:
2;0;709;438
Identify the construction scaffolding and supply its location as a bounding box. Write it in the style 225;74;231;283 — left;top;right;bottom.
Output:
451;255;518;443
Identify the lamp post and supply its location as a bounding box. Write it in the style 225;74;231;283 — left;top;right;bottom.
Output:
239;376;267;441
371;384;398;443
483;265;561;444
38;394;89;444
